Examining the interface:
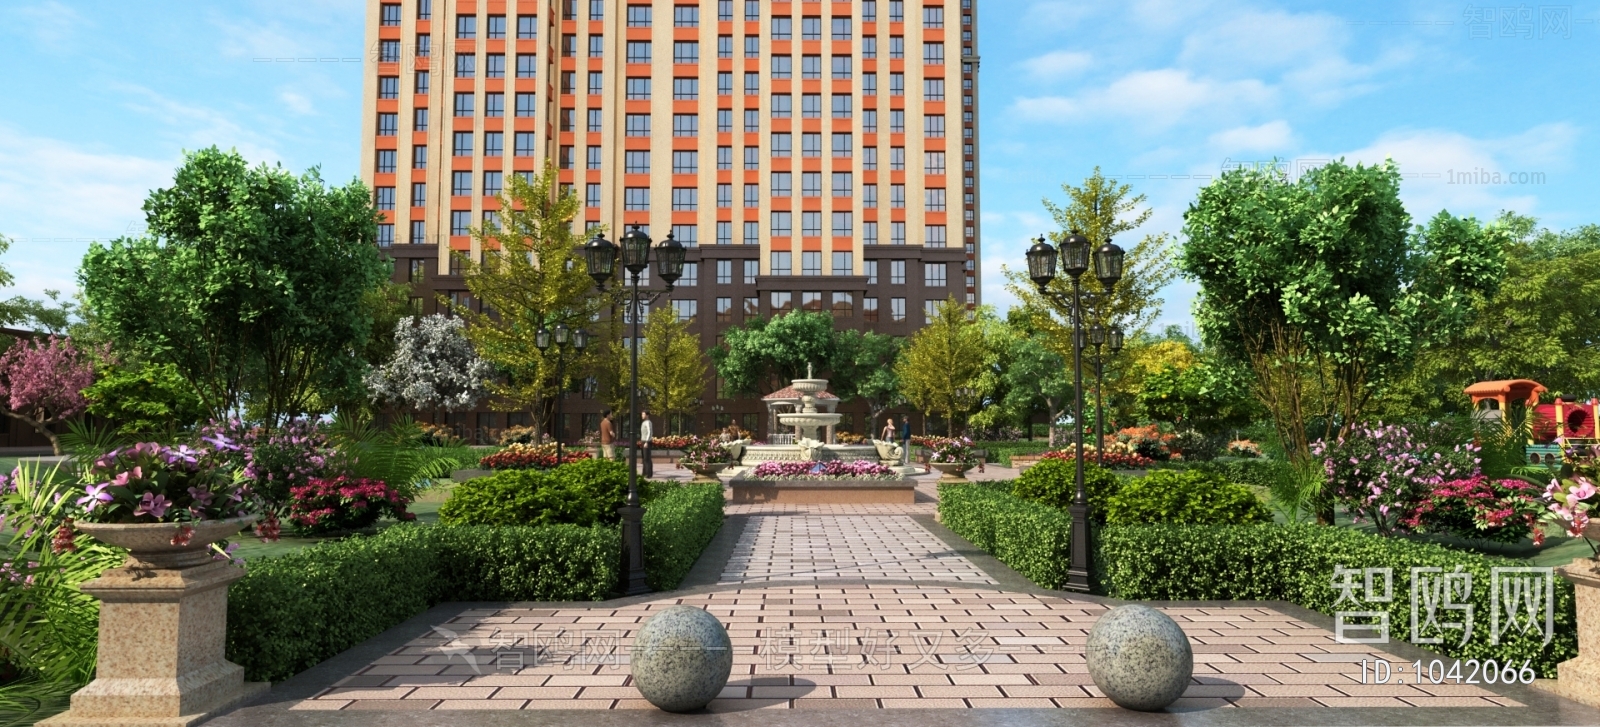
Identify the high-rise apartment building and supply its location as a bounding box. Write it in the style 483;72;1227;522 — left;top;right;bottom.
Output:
362;0;979;439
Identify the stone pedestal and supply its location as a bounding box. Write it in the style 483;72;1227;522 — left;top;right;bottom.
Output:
1534;558;1600;709
41;558;267;726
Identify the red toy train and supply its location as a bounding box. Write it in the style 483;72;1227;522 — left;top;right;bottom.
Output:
1466;379;1598;463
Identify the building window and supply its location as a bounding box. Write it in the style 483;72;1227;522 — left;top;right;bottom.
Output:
832;56;852;80
924;42;945;65
801;172;821;197
772;292;793;315
802;133;821;157
890;109;905;133
673;115;699;137
890;260;906;284
744;259;759;283
832;173;853;198
832;292;853;317
717;146;733;170
744;184;759;208
673;41;699;64
926;188;947;211
451;210;473;236
671;188;698;211
624;150;649;174
378;76;399;99
451;171;472;196
925;263;947;287
771;172;792;197
771;134;793;158
891;297;906;322
626;114;651;136
926;225;948;247
772;16;792;40
800;212;821;237
802;55;821;79
832;16;853;39
453;92;474;117
891;222;907;246
863;184;878;208
485;93;503;117
925;115;946;138
772;55;791;79
514;133;536;157
485;14;505;38
586;183;601;208
744;147;759;170
802;291;823;312
485;54;505;78
455;54;475;79
674;5;699;27
409;258;427;281
717;297;733;321
745;296;760;320
376;149;397;173
772;93;792;118
375;187;395;210
481;132;502;157
673;77;699;100
626;41;651;63
516;54;538;78
625;187;650;210
414;70;430;95
832;211;853;236
864;296;879;323
716;221;733;245
376;223;394;246
626;77;651;100
517;14;536;38
412;145;427;169
925;151;946;175
771;212;792;237
484;171;502;197
588;72;603;95
717;109;732;133
890;35;904;59
863;109;877;133
717;184;732;208
381;4;401;25
718;72;733;95
379;40;401;62
677;260;699;284
770;251;792;275
831;94;852;118
672;150;699;174
587;146;602;169
744;223;760;245
590;35;605;57
801;251;821;276
863;72;877;96
717;260;733;284
864;221;879;245
413;107;429;131
745;72;760;95
832;251;854;276
925;78;946;101
516;93;536;117
801;16;821;40
891;184;906;208
865;260;879;284
451;131;472;157
627;4;652;26
377;113;397;136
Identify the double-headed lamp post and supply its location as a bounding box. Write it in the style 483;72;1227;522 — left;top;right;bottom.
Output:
1089;323;1124;467
1025;230;1125;593
582;225;685;596
534;323;589;464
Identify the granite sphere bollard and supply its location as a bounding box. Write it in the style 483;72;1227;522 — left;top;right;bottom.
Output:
1086;604;1194;711
630;605;733;712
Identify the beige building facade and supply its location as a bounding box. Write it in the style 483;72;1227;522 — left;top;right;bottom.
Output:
361;0;980;439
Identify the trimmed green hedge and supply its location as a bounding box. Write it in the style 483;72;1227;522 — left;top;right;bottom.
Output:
939;483;1071;588
1010;458;1121;519
643;483;725;591
938;483;1578;678
227;523;618;683
1106;469;1271;525
439;459;629;527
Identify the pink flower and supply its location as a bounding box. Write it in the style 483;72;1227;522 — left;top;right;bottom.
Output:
133;491;171;519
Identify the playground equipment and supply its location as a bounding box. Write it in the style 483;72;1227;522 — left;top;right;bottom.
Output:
1466;379;1600;464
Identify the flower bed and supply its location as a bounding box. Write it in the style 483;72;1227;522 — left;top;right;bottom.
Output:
748;460;901;480
678;435;734;467
924;436;976;466
649;435;694;451
1041;447;1153;470
286;476;415;535
479;442;592;470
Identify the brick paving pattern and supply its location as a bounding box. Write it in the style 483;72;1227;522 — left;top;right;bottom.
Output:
720;516;996;584
296;585;1521;711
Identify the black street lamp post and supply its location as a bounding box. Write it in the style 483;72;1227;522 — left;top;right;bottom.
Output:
582;225;683;596
1026;230;1124;593
535;323;589;463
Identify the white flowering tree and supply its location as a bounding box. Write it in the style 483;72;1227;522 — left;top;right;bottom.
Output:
365;315;494;412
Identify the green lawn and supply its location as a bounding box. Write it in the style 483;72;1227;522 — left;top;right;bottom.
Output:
231;481;457;561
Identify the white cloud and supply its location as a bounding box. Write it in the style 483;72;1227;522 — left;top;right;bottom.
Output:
279;90;315;115
1013;69;1275;129
0;126;174;298
7;1;84;51
109;84;283;164
1208;120;1295;154
1020;50;1093;80
1178;10;1348;72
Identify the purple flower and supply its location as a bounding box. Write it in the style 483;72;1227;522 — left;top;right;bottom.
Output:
133;492;172;519
76;483;114;513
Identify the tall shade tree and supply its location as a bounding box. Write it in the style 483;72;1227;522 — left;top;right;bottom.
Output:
0;336;94;454
971;313;1074;445
78;147;388;425
710;311;839;396
896;297;992;436
609;306;706;432
1372;214;1600;416
1180;159;1505;464
365;314;494;413
1004;168;1177;404
831;329;904;431
454;166;616;432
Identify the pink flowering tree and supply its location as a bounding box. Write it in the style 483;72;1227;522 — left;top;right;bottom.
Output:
0;336;94;454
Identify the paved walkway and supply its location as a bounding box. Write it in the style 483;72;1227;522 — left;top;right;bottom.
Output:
210;466;1596;724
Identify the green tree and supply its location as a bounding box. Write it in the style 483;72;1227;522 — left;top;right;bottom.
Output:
454;166;618;433
84;360;206;436
971;312;1074;445
830;329;904;428
1374;214;1600;416
710;311;838;396
1180;159;1505;464
897;297;991;436
79;147;389;425
611;307;705;431
1137;357;1258;435
1004;168;1179;409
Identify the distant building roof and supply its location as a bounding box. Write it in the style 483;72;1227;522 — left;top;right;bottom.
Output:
763;386;838;400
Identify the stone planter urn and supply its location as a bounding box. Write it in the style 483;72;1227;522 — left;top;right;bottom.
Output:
684;462;728;483
43;516;268;727
930;462;972;482
1536;547;1600;709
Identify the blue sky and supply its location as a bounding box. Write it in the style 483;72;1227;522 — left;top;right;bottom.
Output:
2;0;1597;335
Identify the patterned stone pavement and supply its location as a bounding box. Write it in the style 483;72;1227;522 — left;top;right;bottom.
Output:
720;516;996;584
293;585;1522;712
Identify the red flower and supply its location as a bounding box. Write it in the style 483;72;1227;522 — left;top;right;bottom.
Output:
51;519;77;554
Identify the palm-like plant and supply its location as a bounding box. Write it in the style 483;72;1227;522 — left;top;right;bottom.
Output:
327;414;478;500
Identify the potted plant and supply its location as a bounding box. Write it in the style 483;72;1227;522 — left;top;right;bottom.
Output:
926;436;976;482
67;438;276;566
1533;477;1600;707
679;435;733;483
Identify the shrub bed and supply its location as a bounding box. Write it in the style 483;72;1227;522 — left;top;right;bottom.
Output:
1105;469;1271;525
227;523;619;683
1010;457;1121;519
642;483;725;591
939;486;1578;677
972;441;1052;467
438;459;628;527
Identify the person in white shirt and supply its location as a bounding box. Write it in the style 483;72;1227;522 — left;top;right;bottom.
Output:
639;410;654;477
